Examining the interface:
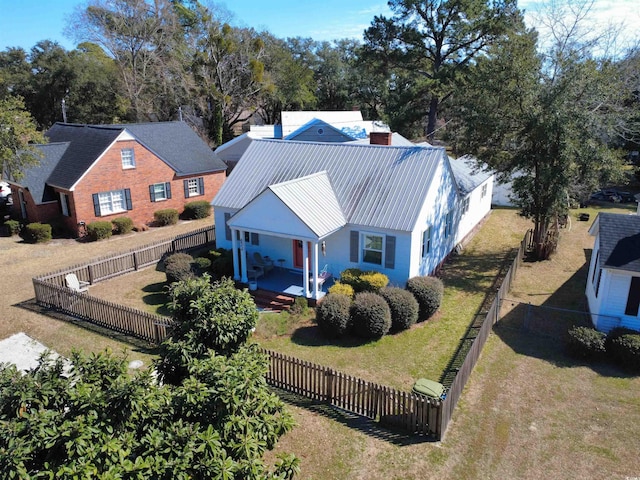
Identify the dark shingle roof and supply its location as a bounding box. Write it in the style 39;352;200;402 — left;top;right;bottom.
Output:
597;212;640;272
45;122;226;189
20;142;70;204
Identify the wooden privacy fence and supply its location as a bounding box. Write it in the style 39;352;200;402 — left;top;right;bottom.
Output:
32;225;215;344
263;349;443;438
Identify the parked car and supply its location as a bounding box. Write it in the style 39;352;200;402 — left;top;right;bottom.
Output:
590;189;635;204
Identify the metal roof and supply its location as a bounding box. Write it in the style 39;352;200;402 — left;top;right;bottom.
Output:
213;139;448;232
448;155;493;195
268;172;347;238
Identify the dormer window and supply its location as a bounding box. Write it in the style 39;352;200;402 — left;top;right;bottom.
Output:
121;148;135;169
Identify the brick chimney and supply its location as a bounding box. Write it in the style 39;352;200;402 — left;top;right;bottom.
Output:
369;132;393;146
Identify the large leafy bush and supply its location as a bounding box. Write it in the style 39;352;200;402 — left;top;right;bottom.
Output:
406;276;444;321
316;293;352;338
350;292;391;339
19;222;52;243
380;287;419;332
566;326;606;359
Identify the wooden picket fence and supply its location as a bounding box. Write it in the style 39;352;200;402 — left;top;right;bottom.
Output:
263;349;443;438
32;225;215;343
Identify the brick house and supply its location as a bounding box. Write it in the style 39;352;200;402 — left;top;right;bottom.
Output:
9;122;227;237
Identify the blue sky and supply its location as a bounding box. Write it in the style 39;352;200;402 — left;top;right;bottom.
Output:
0;0;392;51
0;0;637;52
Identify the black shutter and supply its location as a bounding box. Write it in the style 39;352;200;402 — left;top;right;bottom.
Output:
198;177;204;195
165;182;172;199
350;231;359;263
149;185;155;202
625;276;640;316
385;235;396;269
124;188;132;210
224;213;231;241
184;180;189;198
92;193;101;216
251;232;259;245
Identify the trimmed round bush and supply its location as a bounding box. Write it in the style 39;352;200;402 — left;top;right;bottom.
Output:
566;326;606;359
183;200;212;219
164;252;195;283
4;219;20;236
316;293;352;338
339;268;389;293
87;221;113;241
328;281;355;299
406;275;444;322
208;248;234;278
380;287;419;332
607;329;640;372
350;292;391;339
20;222;52;243
154;208;179;226
605;327;638;351
111;216;134;235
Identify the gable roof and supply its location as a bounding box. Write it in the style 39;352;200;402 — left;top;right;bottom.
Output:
448;155;493;195
281;111;364;137
592;212;640;273
44;122;226;189
213;139;450;232
285;118;356;143
17;142;70;204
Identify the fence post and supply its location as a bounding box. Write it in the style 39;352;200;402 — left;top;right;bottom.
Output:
88;264;94;284
133;251;139;271
325;370;335;404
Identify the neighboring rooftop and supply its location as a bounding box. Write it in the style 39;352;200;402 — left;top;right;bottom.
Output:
593;212;640;272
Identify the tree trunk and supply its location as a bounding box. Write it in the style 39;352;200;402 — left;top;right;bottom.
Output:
425;95;439;142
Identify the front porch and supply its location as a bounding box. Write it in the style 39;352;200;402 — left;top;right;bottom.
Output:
246;267;334;301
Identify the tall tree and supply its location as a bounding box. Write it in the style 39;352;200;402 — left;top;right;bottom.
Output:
363;0;521;141
0;95;45;181
448;11;626;259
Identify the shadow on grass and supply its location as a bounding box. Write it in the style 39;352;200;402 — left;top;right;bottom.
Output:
494;260;635;379
271;387;436;445
290;325;375;348
14;298;160;356
142;282;171;316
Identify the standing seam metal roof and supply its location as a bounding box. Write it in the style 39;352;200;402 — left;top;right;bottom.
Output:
212;139;448;232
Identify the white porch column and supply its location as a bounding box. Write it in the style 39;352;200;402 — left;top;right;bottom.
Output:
240;231;248;283
311;241;320;299
303;240;310;297
231;229;240;281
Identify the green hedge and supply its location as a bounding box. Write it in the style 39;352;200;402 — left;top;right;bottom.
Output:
183;200;212;219
154;208;179;226
111;216;134;235
87;221;113;241
20;223;52;243
566;326;606;359
607;328;640;372
328;281;354;299
380;287;419;332
406;276;444;321
339;268;389;293
316;294;352;338
350;292;391;339
164;252;195;284
4;220;20;236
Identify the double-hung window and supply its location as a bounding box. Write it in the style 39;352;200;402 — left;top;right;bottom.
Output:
97;189;126;215
422;227;432;257
444;211;454;238
121;148;135;169
184;177;204;197
461;197;470;214
361;233;384;265
481;183;488;198
150;182;171;202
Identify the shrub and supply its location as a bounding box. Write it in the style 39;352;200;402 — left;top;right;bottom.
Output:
20;222;52;243
154;208;179;226
193;256;212;274
4;220;20;236
380;287;419;332
339;268;363;291
111;216;134;235
605;327;639;351
316;294;352;338
164;252;194;284
607;329;640;372
566;326;606;359
406;275;444;321
350;292;391;339
328;281;355;299
86;221;113;241
290;296;309;316
208;248;234;278
183;200;212;219
339;268;389;293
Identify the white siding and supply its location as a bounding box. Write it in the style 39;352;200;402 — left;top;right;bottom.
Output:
455;177;493;244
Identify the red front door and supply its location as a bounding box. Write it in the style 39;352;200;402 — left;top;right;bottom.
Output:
293;240;310;269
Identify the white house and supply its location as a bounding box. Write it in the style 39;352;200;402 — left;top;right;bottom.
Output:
586;212;640;333
211;138;493;299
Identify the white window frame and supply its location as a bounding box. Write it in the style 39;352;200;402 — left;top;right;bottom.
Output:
481;183;487;198
361;232;384;265
444;211;453;238
422;226;432;257
187;178;202;197
121;148;135;169
60;192;70;217
461;197;470;214
98;189;126;215
152;182;168;201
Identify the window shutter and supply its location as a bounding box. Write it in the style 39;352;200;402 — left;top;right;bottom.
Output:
198;177;205;195
224;213;231;241
92;193;101;216
350;231;359;263
251;232;259;245
184;180;189;198
625;276;640;316
165;182;172;199
125;188;132;210
149;185;155;202
385;235;396;269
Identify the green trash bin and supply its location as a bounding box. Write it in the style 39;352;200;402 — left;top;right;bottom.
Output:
412;378;445;399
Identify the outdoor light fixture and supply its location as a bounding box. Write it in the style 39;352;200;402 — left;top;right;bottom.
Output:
321;241;326;256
